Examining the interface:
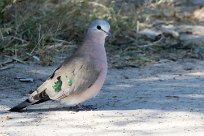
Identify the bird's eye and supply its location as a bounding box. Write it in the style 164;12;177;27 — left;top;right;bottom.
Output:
97;25;101;30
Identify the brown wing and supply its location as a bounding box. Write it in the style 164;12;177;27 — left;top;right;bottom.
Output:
34;54;100;100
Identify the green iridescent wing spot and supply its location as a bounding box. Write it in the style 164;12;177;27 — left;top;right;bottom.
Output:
68;79;73;86
65;76;73;86
53;76;62;92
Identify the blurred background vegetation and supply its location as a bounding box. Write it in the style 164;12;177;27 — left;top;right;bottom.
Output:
1;0;204;67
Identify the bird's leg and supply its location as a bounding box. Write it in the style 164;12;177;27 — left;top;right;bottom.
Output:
77;104;97;111
68;104;97;111
72;104;83;111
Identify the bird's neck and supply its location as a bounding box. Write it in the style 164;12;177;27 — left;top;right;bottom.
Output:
84;31;106;46
76;32;107;67
78;31;106;55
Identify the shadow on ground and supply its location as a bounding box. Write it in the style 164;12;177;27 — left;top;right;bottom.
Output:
0;59;204;113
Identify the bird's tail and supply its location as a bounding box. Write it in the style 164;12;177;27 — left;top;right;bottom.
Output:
9;90;50;112
9;99;33;112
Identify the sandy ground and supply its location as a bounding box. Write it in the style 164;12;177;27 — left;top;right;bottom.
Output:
0;59;204;136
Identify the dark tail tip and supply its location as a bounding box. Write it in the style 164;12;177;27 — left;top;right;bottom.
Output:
9;107;23;112
9;99;32;112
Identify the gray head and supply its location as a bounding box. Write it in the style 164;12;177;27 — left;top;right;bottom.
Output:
88;19;111;37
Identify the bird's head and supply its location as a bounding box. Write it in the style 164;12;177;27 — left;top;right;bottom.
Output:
88;19;111;38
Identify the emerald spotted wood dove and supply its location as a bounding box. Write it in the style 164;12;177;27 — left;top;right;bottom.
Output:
9;19;111;112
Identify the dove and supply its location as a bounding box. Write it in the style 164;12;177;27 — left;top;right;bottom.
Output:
9;19;111;112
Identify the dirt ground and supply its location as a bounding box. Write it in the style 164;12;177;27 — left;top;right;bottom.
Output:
0;58;204;136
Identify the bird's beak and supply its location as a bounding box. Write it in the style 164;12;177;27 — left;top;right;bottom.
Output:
101;29;112;37
106;31;112;37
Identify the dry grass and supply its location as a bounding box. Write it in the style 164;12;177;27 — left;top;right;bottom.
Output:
0;0;203;67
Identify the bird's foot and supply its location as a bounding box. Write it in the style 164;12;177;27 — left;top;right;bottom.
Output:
68;104;97;111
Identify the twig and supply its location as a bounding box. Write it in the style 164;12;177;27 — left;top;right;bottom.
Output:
11;36;28;43
4;55;26;64
26;53;40;61
51;38;71;44
0;29;4;40
0;59;13;67
138;34;164;48
19;78;34;82
46;43;77;49
0;64;14;71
